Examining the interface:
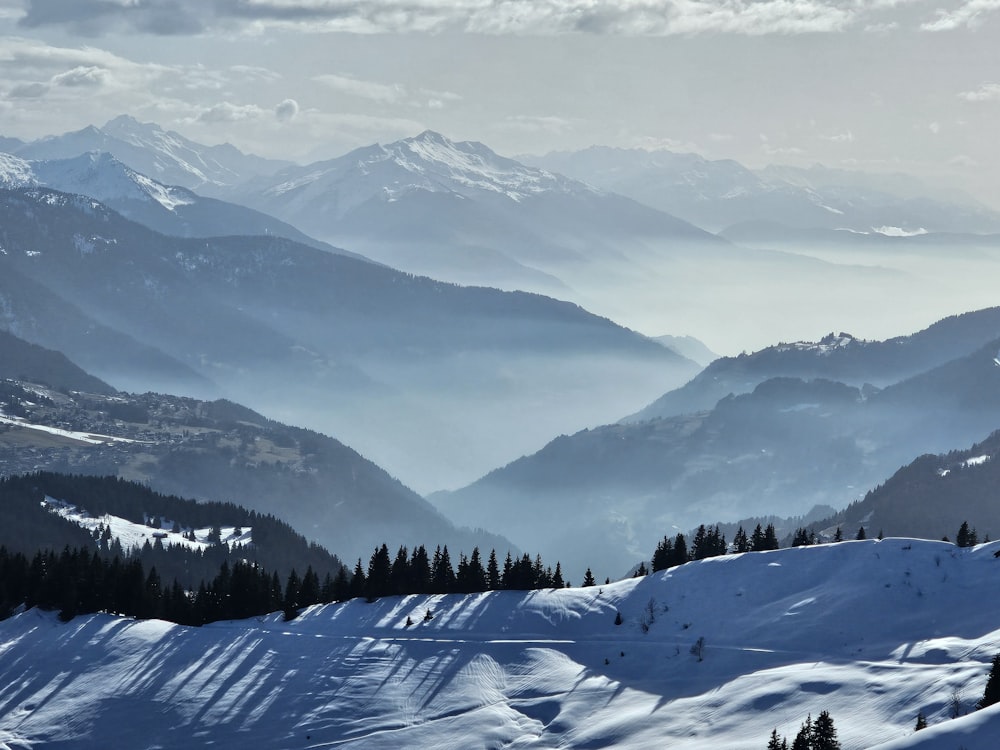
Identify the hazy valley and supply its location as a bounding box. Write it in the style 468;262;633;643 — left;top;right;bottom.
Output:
3;90;1000;750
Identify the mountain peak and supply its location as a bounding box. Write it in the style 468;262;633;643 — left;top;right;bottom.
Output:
102;114;159;135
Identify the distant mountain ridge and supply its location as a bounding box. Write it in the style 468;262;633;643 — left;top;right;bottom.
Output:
0;186;696;491
10;115;290;191
524;145;1000;234
434;312;1000;577
0;149;361;256
627;307;1000;423
217;129;723;292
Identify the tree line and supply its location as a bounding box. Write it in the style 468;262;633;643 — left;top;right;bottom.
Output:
651;523;780;572
0;539;569;627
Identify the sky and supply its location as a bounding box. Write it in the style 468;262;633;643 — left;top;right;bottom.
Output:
1;1;1000;207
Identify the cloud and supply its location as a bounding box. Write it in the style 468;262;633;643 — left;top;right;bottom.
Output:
314;73;405;104
7;81;49;98
314;72;461;109
498;115;573;134
197;101;267;122
13;0;925;37
51;65;109;87
822;130;855;143
921;0;1000;30
275;98;299;122
958;82;1000;101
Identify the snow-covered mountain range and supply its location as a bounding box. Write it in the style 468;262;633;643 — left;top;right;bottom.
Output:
220;129;721;293
525;146;1000;235
0;149;346;253
10;115;289;192
2;537;999;748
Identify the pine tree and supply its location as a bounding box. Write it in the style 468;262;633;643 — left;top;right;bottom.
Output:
856;526;867;540
811;710;840;750
977;652;1000;709
914;711;927;731
750;523;766;551
790;715;812;750
733;526;750;553
552;561;564;588
282;568;301;621
766;728;786;750
582;568;596;587
763;523;779;550
366;544;392;599
834;526;843;542
486;549;500;590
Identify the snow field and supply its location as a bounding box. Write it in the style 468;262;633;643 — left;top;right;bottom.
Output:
1;538;999;748
42;496;252;552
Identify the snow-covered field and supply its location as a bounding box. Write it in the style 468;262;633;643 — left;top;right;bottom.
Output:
42;496;252;552
2;538;1000;749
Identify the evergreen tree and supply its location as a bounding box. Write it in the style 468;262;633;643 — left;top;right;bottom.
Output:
467;547;487;592
652;535;674;571
790;715;812;750
349;558;366;599
552;562;564;588
977;652;1000;710
486;549;500;590
282;568;301;621
431;545;456;593
674;532;689;562
733;526;750;553
582;568;596;587
390;545;410;595
914;711;927;731
409;545;431;594
766;728;786;750
299;566;320;607
856;526;867;540
833;526;843;542
366;544;392;599
811;710;840;750
792;527;812;547
957;521;979;548
750;523;766;551
763;523;779;550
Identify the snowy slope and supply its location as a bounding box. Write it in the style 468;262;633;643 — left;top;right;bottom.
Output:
2;538;999;748
41;496;252;552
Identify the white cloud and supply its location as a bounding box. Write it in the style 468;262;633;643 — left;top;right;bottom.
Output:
275;98;299;122
921;0;1000;30
197;102;268;123
822;130;855;143
314;73;405;104
499;115;574;134
314;73;461;109
11;0;927;37
51;65;110;87
958;82;1000;101
928;121;941;134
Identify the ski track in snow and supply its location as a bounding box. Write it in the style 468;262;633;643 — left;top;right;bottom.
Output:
2;538;1000;748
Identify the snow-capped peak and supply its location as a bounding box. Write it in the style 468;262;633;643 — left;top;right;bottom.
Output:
366;130;596;202
0;152;37;189
20;151;195;212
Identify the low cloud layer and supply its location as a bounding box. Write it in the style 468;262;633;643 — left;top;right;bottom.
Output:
15;0;1000;37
